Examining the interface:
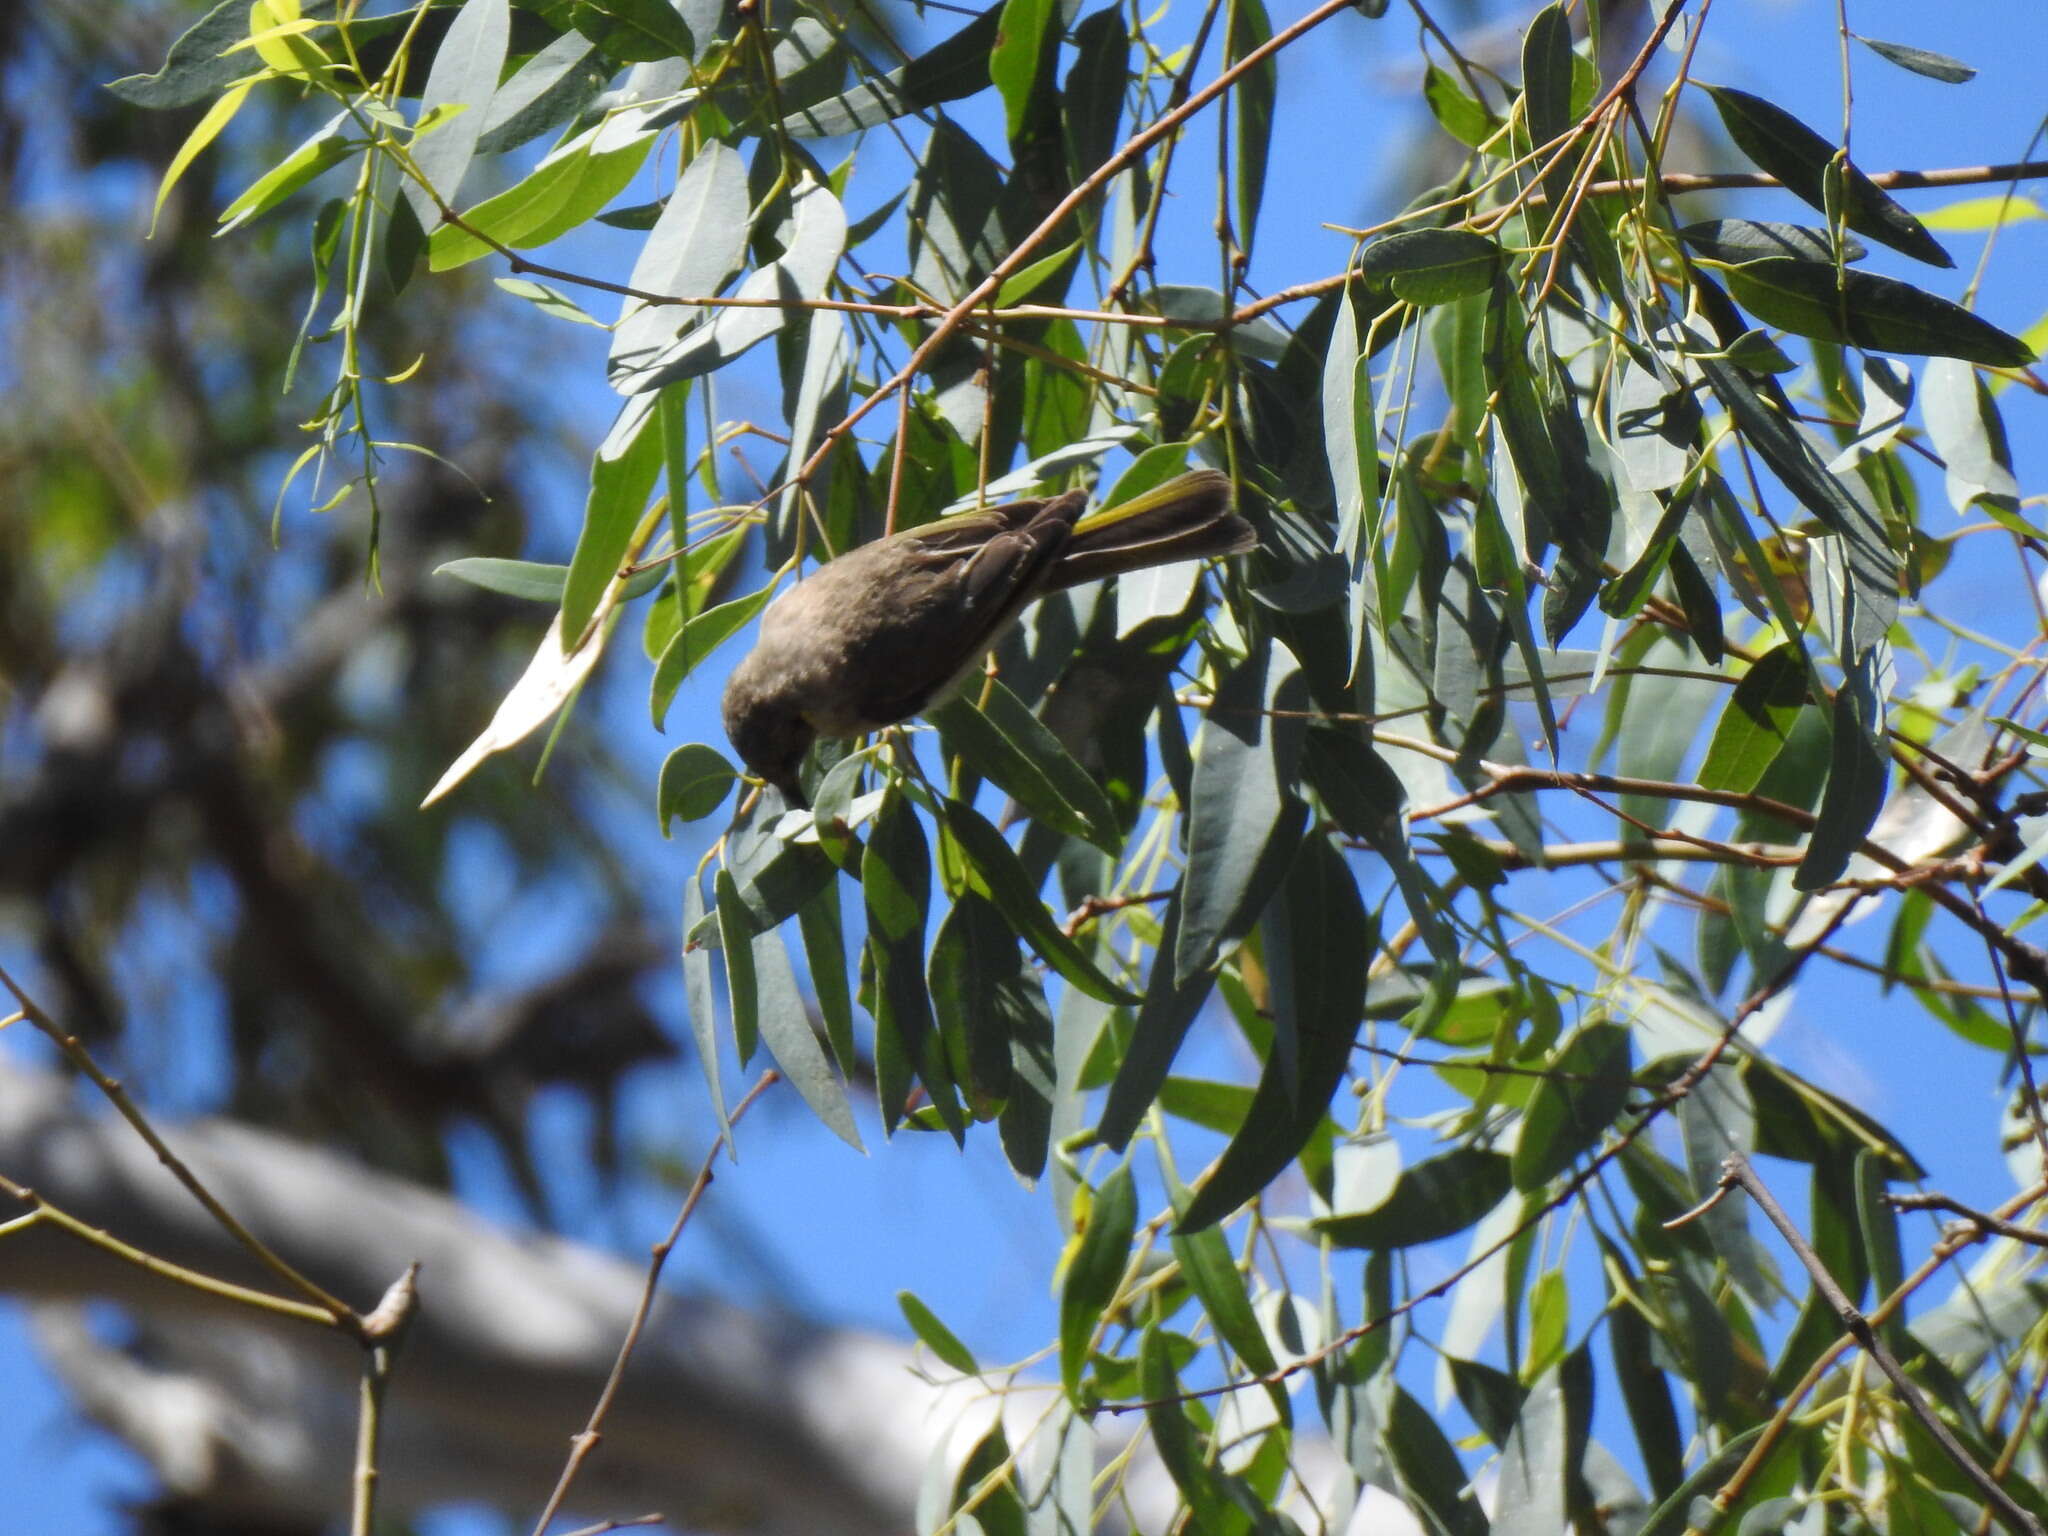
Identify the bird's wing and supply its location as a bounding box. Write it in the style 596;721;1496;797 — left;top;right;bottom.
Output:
856;491;1087;724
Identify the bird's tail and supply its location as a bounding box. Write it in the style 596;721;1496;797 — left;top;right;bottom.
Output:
1049;469;1256;590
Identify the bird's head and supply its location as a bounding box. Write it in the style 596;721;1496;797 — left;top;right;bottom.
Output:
721;655;815;807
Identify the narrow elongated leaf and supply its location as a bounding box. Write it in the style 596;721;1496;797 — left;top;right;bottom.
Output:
110;0;259;108
681;877;728;1142
1691;303;1898;658
989;0;1056;141
940;801;1135;1004
1139;1325;1230;1526
1179;836;1370;1232
1062;7;1128;184
865;786;959;1136
715;868;761;1065
626;176;848;391
780;4;1001;137
404;0;509;229
429;123;655;268
746;904;862;1149
899;1291;979;1375
1858;36;1976;83
1176;641;1309;982
562;397;666;643
932;686;1119;851
1727;258;2033;366
1795;666;1889;890
1680;219;1865;264
1061;1164;1135;1398
609;142;751;389
1097;894;1214;1150
1226;0;1277;250
1701;85;1951;268
476;31;606;154
1315;1147;1513;1248
1424;63;1498;148
1923;355;2021;513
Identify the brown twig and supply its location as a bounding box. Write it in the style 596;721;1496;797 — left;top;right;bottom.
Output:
527;1069;783;1536
1720;1152;2045;1536
0;964;365;1334
1887;1191;2048;1250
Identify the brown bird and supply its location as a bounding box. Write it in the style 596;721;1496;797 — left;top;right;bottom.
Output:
722;468;1254;804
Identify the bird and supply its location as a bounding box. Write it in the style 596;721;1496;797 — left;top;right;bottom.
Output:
721;468;1255;805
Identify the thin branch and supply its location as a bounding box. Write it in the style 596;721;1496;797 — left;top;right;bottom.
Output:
0;964;364;1334
528;1070;782;1536
1887;1191;2048;1250
1721;1153;2045;1536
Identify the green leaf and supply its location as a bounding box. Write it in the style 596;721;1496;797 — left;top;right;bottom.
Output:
1700;85;1951;268
681;877;727;1142
1097;894;1218;1150
625;176;848;392
1061;1164;1135;1399
650;583;775;729
928;892;1025;1117
437;553;669;606
1857;36;1976;84
1726;258;2034;366
991;239;1081;308
865;786;959;1136
1176;641;1309;983
1226;0;1277;251
1315;1146;1513;1248
939;801;1136;1004
746;905;862;1150
1921;195;2046;232
1179;836;1371;1232
609;142;752;391
1698;644;1808;794
1520;2;1578;211
476;31;607;156
1795;665;1889;890
932;683;1118;851
796;877;855;1073
899;1291;979;1375
1168;1222;1277;1377
109;0;261;108
152;75;261;239
1510;1019;1631;1191
657;743;737;830
493;277;607;327
1139;1325;1230;1527
562;398;666;644
1424;63;1497;148
571;0;695;63
1923;355;2021;513
218;113;357;233
781;4;1002;137
1605;1247;1685;1499
429;128;656;269
716;868;762;1066
989;0;1056;142
403;0;511;230
1061;7;1128;186
1359;229;1504;305
1679;218;1865;264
